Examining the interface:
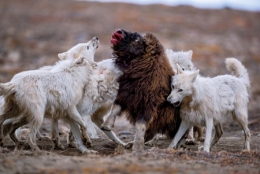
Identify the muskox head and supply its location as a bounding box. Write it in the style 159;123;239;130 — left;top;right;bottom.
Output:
110;29;146;60
110;29;164;70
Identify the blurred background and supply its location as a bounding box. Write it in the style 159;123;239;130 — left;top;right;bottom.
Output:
0;0;259;128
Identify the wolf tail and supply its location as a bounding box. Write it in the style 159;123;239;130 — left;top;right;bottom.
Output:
226;58;250;89
0;82;15;96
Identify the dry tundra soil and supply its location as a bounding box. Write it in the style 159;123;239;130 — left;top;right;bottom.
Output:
0;0;259;173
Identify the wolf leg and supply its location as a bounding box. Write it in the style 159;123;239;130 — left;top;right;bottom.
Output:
185;127;196;145
168;121;190;149
210;123;223;150
67;107;97;154
234;108;250;151
101;104;121;131
203;118;213;152
51;119;65;150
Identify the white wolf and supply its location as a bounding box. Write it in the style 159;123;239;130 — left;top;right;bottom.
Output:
0;57;98;153
41;37;101;141
63;58;128;148
0;37;99;150
167;58;250;152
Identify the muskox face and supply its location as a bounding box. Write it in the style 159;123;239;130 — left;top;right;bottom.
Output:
110;29;146;60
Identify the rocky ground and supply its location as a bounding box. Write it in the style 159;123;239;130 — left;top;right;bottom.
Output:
0;0;260;173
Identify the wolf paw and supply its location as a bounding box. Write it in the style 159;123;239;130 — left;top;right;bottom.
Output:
185;138;197;145
198;137;205;142
38;135;51;141
100;125;112;131
198;145;204;151
69;141;78;148
56;143;66;150
124;142;133;149
83;149;98;154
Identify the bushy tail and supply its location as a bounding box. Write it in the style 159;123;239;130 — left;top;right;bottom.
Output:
0;82;15;96
226;58;250;89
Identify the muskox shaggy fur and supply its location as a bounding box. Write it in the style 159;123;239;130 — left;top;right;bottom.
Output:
102;29;181;152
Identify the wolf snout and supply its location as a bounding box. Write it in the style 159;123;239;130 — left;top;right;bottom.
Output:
92;37;99;49
167;96;181;107
167;96;172;102
92;36;98;41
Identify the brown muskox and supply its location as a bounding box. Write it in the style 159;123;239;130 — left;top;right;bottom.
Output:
102;29;181;152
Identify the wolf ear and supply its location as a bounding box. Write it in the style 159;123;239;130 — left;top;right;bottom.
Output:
188;50;193;59
74;57;85;65
176;63;184;74
190;69;199;82
58;52;68;60
73;52;80;59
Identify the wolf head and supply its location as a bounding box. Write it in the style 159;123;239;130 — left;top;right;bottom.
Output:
96;58;122;84
165;49;194;71
58;37;99;61
167;64;199;107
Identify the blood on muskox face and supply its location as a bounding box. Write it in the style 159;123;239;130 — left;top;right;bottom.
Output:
110;29;146;59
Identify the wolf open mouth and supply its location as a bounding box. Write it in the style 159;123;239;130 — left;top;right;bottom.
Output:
173;101;181;107
110;29;124;45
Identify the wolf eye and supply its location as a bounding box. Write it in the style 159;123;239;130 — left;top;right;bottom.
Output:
178;89;183;92
182;68;185;71
135;38;140;42
87;46;89;50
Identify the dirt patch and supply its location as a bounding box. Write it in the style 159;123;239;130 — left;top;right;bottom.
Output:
0;117;259;174
0;0;260;173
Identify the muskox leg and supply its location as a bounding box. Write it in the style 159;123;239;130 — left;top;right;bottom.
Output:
101;104;121;131
133;121;146;152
